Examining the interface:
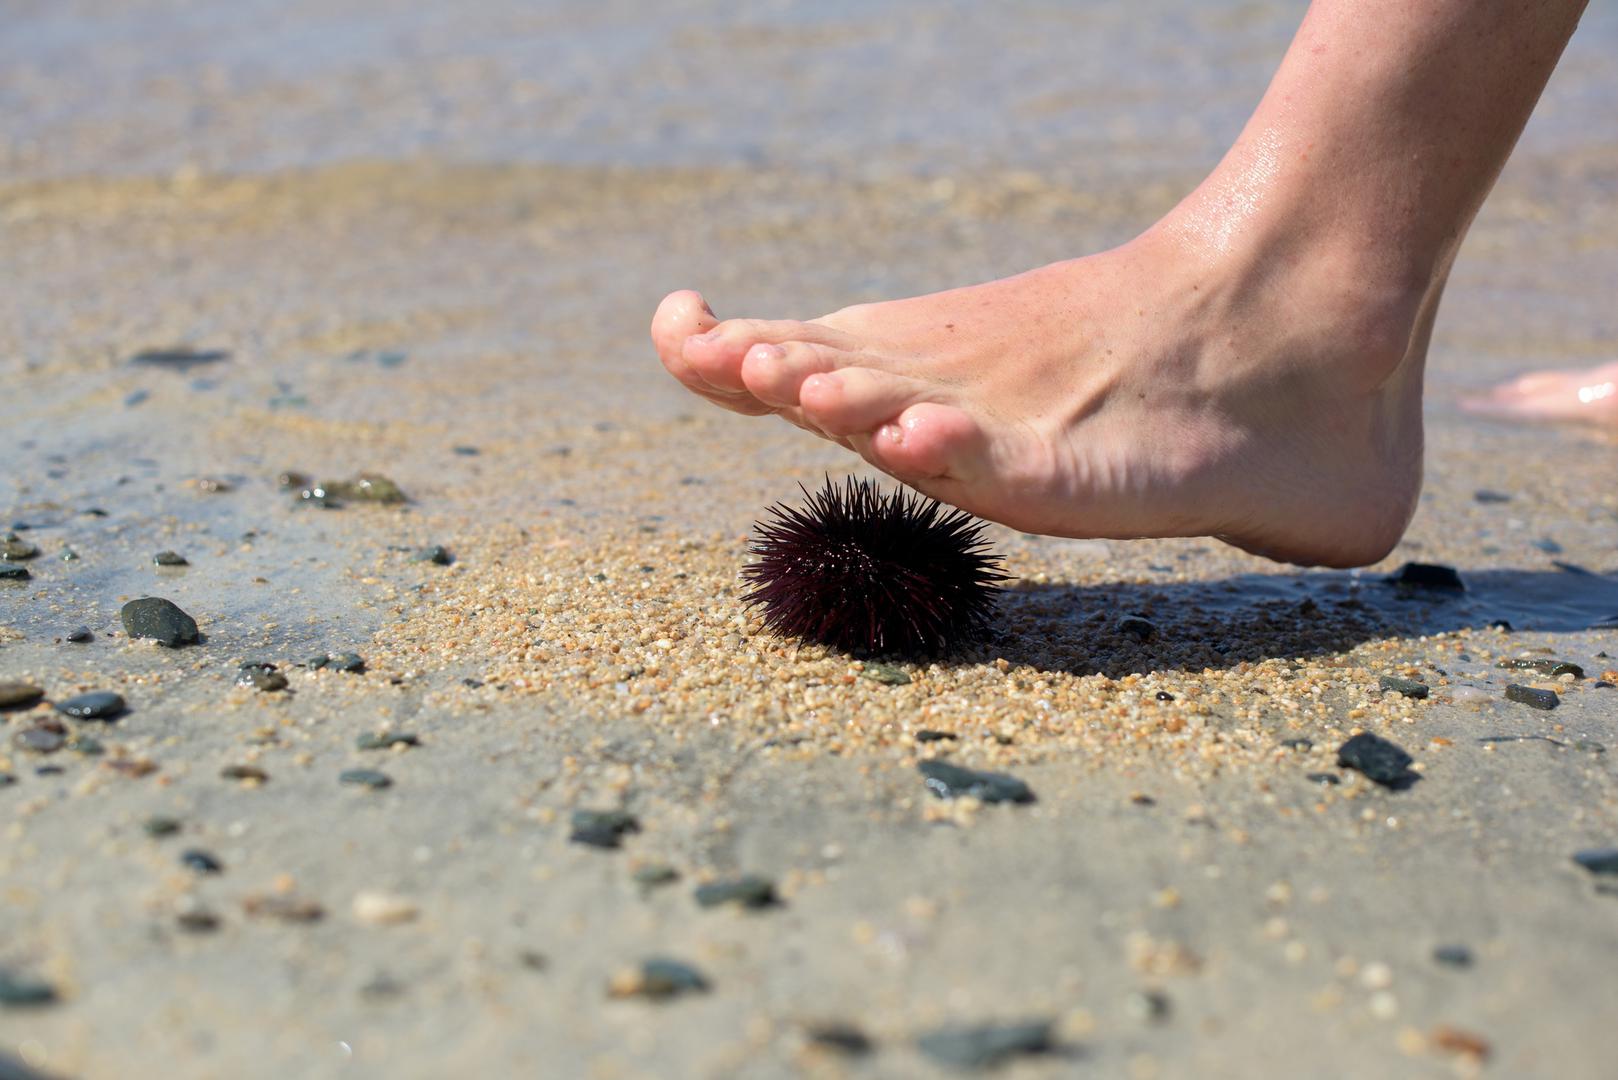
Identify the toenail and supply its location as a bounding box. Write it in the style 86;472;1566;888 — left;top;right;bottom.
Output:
748;343;786;362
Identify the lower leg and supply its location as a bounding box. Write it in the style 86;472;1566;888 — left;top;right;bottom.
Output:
651;0;1590;566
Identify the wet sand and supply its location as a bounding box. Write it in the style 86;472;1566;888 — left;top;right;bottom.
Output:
4;3;1618;1078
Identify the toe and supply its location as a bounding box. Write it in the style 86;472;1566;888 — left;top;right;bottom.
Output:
739;340;843;408
799;367;929;437
683;317;850;393
651;290;719;389
865;402;984;482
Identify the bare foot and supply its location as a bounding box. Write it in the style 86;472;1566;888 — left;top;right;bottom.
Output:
1461;362;1618;424
652;211;1434;568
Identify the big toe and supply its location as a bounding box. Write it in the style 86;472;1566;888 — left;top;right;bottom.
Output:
651;290;719;388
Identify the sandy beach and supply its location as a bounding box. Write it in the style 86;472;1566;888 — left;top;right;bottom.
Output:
3;2;1618;1077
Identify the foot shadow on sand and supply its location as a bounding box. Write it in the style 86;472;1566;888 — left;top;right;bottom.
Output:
970;563;1618;679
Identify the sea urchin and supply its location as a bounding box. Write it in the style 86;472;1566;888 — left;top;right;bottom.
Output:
741;476;1006;657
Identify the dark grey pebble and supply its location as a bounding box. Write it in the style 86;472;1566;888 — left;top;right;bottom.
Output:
1472;489;1512;504
66;626;93;643
0;683;45;711
1306;772;1341;786
916;1021;1054;1070
237;669;289;692
1125;989;1172;1023
414;545;453;566
71;736;104;756
452;445;480;456
1572;848;1618;876
622;958;709;1000
309;652;366;673
1504;684;1559;711
1388;562;1465;591
1155;691;1175;701
1433;944;1474;968
339;768;392;790
120;597;200;646
1280;738;1313;751
1489;619;1513;632
176;910;221;933
55;691;126;721
915;729;958;743
181;849;224;874
805;1022;873;1055
152;550;189;566
1378;675;1430;699
517;950;548;971
918;760;1035;804
356;732;419;751
1497;658;1583;679
13;729;64;754
128;347;229;370
1337;733;1416;788
0;969;57;1008
220;764;268;782
1;535;39;561
0;773;14;788
0;564;30;580
570;809;641;850
694;874;778;909
144;816;182;838
1116;614;1157;643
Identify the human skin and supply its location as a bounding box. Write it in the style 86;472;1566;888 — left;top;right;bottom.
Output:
650;0;1592;567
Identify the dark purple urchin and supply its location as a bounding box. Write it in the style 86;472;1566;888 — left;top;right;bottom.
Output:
741;477;1006;657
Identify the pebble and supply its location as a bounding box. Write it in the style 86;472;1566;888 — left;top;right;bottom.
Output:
1432;944;1474;969
1504;684;1558;711
1572;848;1618;876
1430;1025;1491;1061
339;768;393;789
0;564;30;580
632;863;680;890
569;809;641;849
13;729;65;754
0;535;39;561
918;759;1035;804
120;597;200;646
322;474;408;504
860;662;911;686
309;652;366;673
242;894;324;922
0;772;15;788
804;1022;873;1055
71;735;104;756
915;1021;1053;1070
1449;685;1492;704
144;816;182;837
0;682;45;711
414;545;454;565
915;729;958;743
180;849;224;874
55;691;126;721
65;626;93;643
1336;733;1415;788
220;764;269;782
1125;989;1172;1023
1497;658;1583;679
176;908;222;933
1280;737;1313;751
356;732;419;750
0;969;58;1007
1378;675;1429;699
237;668;289;692
128;346;229;370
1306;772;1341;786
694;874;778;909
152;550;189;566
1387;562;1465;591
352;891;419;925
1116;614;1157;642
1472;489;1512;504
607;958;710;1000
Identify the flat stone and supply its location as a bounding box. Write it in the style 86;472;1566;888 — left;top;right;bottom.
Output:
916;1021;1054;1070
0;969;58;1008
152;550;189;566
918;759;1035;804
1280;737;1314;751
1472;489;1512;504
180;849;224;874
632;864;680;890
0;564;31;580
860;662;911;686
608;958;710;1000
915;729;958;743
414;545;453;565
55;691;126;720
1336;733;1416;788
1572;848;1618;876
1433;944;1474;968
352;890;419;925
120;597;200;646
237;669;289;692
13;728;64;754
356;732;419;750
0;683;44;711
0;535;39;561
1504;684;1559;711
1378;675;1430;699
144;816;182;837
804;1022;873;1055
1497;658;1584;679
339;768;393;790
694;874;778;909
320;652;367;673
70;736;103;756
1306;772;1341;785
65;626;93;643
570;809;641;850
1388;562;1466;591
220;764;269;782
242;894;324;923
